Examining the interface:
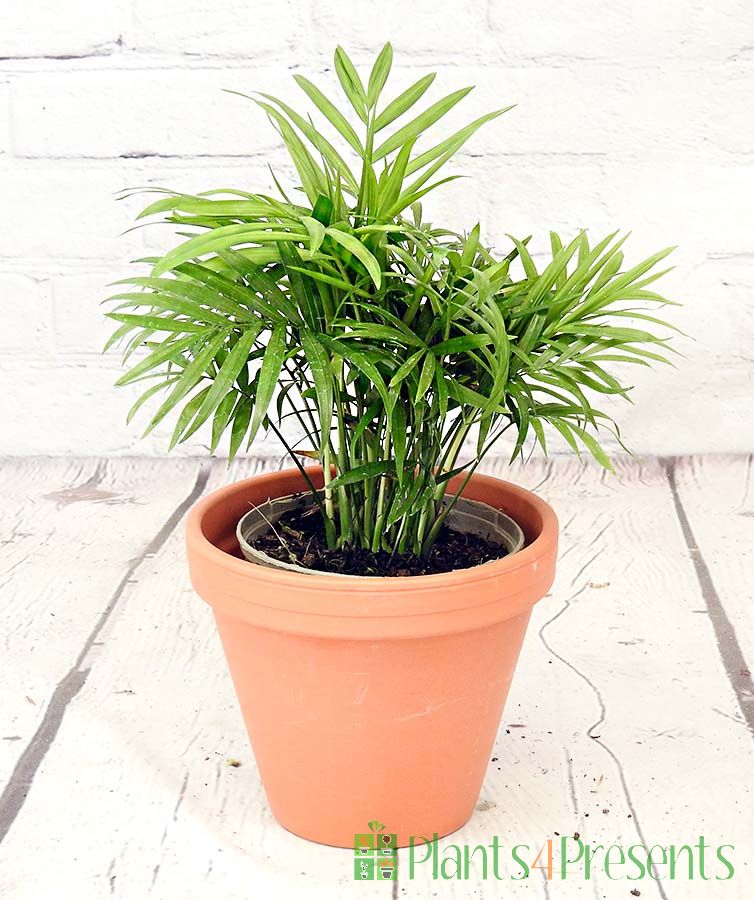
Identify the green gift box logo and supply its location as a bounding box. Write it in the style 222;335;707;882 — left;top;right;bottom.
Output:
354;821;398;880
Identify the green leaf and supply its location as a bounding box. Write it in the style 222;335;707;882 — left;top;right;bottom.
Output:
415;352;436;402
374;73;436;132
293;75;364;155
301;216;326;254
434;364;448;418
388;349;424;388
107;313;207;334
405;107;513;176
300;331;334;447
217;248;301;323
103;321;135;354
169;384;212;449
151;222;307;277
125;377;179;425
256;94;359;193
248;325;287;446
373;87;473;160
377;138;415;216
177;325;262;444
445;378;495;410
570;423;614;471
391;399;407;484
547;416;580;454
367;43;393;108
278;242;321;328
557;324;664;344
229;397;252;461
328;460;395;490
506;234;538;282
110;275;246;322
325;228;382;288
211;391;239;453
432;334;492;355
334;45;368;123
318;334;393;412
143;330;230;435
249;96;327;203
115;334;198;386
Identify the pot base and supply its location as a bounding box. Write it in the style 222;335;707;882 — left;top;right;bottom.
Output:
277;812;473;850
213;607;532;849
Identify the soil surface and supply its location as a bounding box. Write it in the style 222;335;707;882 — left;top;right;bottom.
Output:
248;505;510;577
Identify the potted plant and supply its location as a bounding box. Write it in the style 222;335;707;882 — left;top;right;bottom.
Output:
105;44;676;848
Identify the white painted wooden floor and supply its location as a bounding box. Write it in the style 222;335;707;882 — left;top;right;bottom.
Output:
1;455;753;900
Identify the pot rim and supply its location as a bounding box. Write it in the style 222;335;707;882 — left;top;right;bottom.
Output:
186;465;558;594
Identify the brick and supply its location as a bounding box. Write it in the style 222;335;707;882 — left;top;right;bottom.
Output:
595;160;754;258
487;0;754;62
391;62;754;161
11;69;287;159
448;155;754;261
420;154;609;255
0;274;52;354
0;359;135;454
0;356;284;455
51;271;115;356
0;1;126;59
127;0;308;58
0;163;147;260
309;1;502;61
0;83;9;155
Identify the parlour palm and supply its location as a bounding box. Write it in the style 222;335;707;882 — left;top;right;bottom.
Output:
105;43;677;556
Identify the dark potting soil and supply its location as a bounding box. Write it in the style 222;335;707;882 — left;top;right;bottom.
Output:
249;505;510;577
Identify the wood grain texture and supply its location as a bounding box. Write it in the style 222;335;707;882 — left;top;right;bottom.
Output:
669;455;754;733
0;457;202;790
0;455;752;899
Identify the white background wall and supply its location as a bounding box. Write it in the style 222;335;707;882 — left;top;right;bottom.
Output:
1;0;753;458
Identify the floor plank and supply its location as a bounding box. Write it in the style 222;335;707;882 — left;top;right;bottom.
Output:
0;455;752;898
0;458;203;822
669;455;754;734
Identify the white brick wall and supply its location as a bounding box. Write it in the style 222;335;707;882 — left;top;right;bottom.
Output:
1;0;753;457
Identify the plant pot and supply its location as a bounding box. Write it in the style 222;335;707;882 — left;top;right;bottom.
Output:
185;466;558;848
235;490;526;574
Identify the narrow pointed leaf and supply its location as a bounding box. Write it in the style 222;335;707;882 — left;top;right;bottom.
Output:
334;46;368;122
211;391;239;453
293;75;364;155
368;43;393;108
325;228;382;288
373;87;473;160
248;325;287;446
179;325;262;442
374;73;436;132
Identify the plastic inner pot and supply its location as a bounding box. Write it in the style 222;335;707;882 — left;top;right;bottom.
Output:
235;490;526;575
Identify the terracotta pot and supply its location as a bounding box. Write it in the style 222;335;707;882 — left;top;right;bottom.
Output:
185;466;558;848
